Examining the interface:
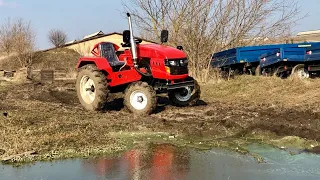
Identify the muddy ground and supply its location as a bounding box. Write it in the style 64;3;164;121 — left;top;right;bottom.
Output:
1;76;320;163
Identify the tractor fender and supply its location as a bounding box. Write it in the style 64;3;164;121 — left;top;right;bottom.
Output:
76;57;113;75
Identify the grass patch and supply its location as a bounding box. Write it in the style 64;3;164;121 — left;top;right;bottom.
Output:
201;75;320;111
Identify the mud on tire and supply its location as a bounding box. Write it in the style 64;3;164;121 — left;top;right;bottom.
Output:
124;81;157;115
76;64;108;111
168;79;201;107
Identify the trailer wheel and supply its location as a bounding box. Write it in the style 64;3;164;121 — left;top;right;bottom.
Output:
168;79;201;107
273;67;287;78
76;64;108;111
291;64;309;79
124;81;157;115
273;67;280;77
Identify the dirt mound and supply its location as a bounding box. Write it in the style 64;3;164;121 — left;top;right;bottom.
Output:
32;48;80;70
0;48;80;71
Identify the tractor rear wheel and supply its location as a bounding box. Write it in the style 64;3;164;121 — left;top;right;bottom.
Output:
124;81;157;115
76;64;108;111
168;79;201;107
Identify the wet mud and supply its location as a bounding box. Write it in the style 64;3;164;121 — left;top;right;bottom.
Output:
0;82;319;162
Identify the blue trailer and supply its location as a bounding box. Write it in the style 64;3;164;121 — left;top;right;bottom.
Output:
212;44;309;75
305;45;320;76
212;42;320;77
259;43;320;78
212;45;284;75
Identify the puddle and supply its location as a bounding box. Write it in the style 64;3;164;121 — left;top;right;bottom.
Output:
1;143;320;180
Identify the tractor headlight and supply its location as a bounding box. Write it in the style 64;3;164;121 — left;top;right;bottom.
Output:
180;59;188;66
169;60;178;66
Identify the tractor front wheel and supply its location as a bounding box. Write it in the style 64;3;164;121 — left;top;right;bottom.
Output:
168;80;201;107
76;64;109;111
124;81;157;115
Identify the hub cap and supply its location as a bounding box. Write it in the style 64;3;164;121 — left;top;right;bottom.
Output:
296;69;310;79
80;75;96;104
130;91;148;110
174;87;192;102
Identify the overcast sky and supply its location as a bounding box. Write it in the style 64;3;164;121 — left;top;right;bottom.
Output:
0;0;320;50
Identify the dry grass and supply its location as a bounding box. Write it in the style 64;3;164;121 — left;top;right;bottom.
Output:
201;75;320;111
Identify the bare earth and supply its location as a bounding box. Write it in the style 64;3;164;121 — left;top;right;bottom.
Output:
1;76;320;164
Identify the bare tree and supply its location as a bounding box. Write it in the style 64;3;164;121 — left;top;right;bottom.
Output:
48;29;67;47
0;18;35;67
123;0;302;82
0;18;14;55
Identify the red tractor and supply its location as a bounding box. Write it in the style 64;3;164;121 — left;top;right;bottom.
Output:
75;13;200;115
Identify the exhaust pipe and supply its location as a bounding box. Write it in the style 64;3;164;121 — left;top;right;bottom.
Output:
127;13;138;68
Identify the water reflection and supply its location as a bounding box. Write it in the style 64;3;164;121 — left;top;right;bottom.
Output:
1;143;320;180
82;144;190;180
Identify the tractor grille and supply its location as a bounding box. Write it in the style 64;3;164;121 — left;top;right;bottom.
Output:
165;58;189;75
170;66;188;75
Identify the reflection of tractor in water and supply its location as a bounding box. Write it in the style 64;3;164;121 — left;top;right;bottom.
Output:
75;13;200;115
82;144;189;180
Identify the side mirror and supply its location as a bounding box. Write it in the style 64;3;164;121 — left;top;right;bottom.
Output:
123;30;130;43
160;30;168;43
177;46;183;50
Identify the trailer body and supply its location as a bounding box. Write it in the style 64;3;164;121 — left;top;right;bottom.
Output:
260;45;308;68
305;45;320;73
211;43;313;74
259;43;320;77
212;45;284;68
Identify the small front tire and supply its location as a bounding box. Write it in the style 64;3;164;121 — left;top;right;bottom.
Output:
168;80;201;107
124;81;157;115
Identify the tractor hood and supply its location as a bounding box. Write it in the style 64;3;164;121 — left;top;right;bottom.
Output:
138;44;186;59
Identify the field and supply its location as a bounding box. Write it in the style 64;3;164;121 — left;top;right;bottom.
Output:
1;75;320;164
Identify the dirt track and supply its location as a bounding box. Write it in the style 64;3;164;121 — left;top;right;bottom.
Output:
0;79;320;162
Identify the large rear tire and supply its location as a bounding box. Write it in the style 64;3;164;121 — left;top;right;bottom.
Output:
124;81;157;115
168;79;201;107
76;64;108;111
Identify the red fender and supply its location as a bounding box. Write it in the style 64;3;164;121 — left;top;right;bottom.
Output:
76;57;114;75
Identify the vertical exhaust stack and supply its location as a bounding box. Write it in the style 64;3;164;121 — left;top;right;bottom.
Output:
127;13;138;68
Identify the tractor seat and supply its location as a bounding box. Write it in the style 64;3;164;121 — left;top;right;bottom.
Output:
100;43;125;71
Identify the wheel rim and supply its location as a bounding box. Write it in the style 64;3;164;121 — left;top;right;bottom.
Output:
130;91;148;110
174;87;192;102
296;69;309;79
80;75;96;104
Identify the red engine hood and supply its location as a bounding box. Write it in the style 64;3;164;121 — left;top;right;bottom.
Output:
138;44;186;59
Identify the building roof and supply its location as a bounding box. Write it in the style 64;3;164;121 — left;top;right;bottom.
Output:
43;32;158;52
83;31;104;39
65;40;77;45
297;30;320;36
